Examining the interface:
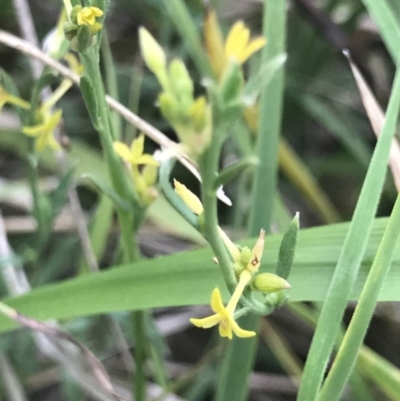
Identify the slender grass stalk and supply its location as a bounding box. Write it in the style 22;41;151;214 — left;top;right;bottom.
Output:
297;66;400;401
318;192;400;401
248;0;287;235
360;0;400;64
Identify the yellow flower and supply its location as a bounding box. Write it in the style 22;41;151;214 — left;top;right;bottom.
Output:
190;270;255;339
22;110;62;151
113;134;159;167
114;134;160;204
76;7;103;26
225;21;266;64
204;11;266;79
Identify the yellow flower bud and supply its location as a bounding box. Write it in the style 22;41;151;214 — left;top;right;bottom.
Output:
247;229;265;273
139;27;169;89
251;273;291;293
174;180;204;215
169;59;194;102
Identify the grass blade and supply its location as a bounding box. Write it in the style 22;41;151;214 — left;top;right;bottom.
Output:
297;65;400;401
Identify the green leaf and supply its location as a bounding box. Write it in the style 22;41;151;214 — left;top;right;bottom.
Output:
79;75;100;129
1;218;398;336
275;213;299;280
242;54;286;105
360;0;400;64
297;64;400;401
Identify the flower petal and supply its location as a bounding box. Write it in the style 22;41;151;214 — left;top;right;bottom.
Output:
22;125;44;137
113;142;132;161
131;134;145;160
229;317;256;338
241;37;266;63
91;7;104;17
190;314;221;329
47;109;63;131
136;154;160;166
225;21;246;59
218;320;233;339
210;287;225;314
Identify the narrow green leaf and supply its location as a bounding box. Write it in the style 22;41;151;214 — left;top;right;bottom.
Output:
318;194;400;400
297;65;400;401
1;218;400;335
360;0;400;64
79;75;100;129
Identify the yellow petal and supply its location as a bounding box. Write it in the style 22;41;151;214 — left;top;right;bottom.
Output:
219;320;233;339
204;10;227;79
229;317;256;338
46;132;61;151
241;37;266;63
142;164;158;186
131;134;145;160
136;154;159;166
190;314;221;329
47;110;63;131
22;124;44;137
36;134;48;151
210;288;225;315
174;180;204;215
113;142;132;161
225;21;246;58
247;229;265;273
90;7;103;17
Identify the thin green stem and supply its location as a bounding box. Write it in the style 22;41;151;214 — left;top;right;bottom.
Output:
133;311;147;401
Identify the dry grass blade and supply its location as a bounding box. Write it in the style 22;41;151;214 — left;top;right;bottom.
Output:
343;49;400;190
0;303;125;401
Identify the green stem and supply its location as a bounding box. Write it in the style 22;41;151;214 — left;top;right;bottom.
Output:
199;132;268;315
133;311;147;401
79;43;144;399
80;46;138;262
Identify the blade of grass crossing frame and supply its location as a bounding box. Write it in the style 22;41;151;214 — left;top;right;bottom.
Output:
248;0;287;235
360;0;400;64
216;2;287;401
297;66;400;401
318;192;400;400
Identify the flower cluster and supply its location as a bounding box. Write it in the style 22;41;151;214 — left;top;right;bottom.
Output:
113;134;160;205
139;28;211;157
174;180;291;339
63;4;104;51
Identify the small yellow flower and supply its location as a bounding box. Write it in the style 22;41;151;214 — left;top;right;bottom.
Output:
113;134;159;167
76;7;103;26
204;11;266;79
225;21;266;64
22;109;62;151
190;270;255;339
114;134;160;204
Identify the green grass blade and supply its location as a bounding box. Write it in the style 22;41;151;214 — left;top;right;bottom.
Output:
248;0;287;236
357;346;400;401
297;66;400;401
318;194;400;400
1;218;400;334
361;0;400;64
